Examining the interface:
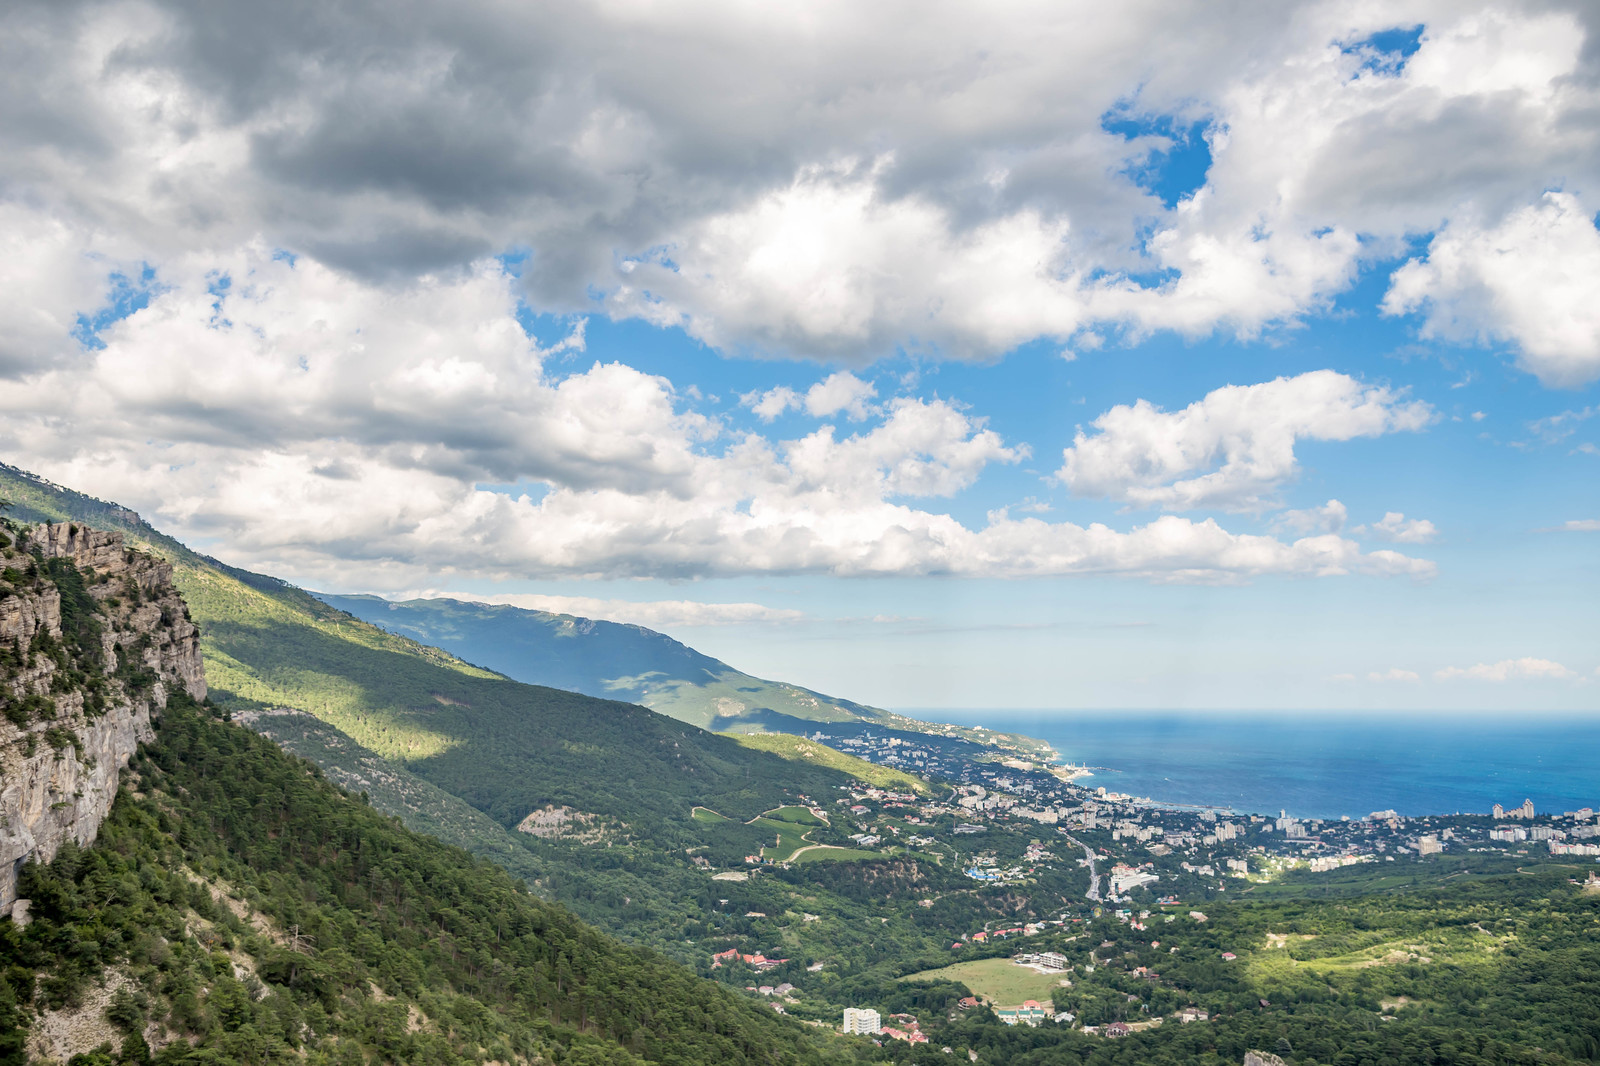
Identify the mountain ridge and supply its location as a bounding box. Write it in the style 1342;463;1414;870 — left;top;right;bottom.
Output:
0;461;936;950
311;592;883;731
1;460;1051;763
312;591;1055;759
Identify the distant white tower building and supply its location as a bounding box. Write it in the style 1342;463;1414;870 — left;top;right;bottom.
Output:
842;1008;881;1035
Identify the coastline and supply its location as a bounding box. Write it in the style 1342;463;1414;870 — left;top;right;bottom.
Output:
896;708;1600;820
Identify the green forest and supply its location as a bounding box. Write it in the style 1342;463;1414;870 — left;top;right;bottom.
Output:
0;695;857;1066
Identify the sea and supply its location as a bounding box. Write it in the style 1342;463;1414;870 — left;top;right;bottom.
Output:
903;709;1600;820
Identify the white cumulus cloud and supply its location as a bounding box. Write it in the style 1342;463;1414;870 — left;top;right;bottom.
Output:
0;249;1437;588
1435;657;1578;682
1356;512;1439;544
1367;668;1420;682
1277;499;1348;534
1057;371;1433;511
1383;193;1600;387
0;2;1596;372
743;371;878;422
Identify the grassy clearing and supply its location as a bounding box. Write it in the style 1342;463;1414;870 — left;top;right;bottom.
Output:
752;817;814;861
759;804;827;825
1239;854;1541;900
692;806;733;823
751;814;882;863
902;957;1064;1008
748;805;830;861
792;846;883;864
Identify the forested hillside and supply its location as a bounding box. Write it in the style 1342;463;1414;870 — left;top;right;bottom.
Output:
311;593;871;733
0;694;858;1066
310;595;1045;757
0;464;854;845
0;464;938;955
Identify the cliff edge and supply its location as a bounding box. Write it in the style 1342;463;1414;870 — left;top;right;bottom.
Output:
0;521;206;919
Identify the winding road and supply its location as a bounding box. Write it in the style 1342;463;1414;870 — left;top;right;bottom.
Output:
1064;834;1102;902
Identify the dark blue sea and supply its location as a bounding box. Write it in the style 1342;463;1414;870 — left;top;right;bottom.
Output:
902;710;1600;820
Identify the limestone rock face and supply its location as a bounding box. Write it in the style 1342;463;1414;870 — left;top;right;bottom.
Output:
0;523;207;917
1243;1052;1289;1066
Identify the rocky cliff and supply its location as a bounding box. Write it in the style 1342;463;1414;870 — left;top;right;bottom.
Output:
0;521;206;919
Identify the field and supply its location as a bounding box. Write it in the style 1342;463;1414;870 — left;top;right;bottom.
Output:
792;846;881;863
699;804;889;863
902;957;1067;1008
750;805;827;861
762;804;828;824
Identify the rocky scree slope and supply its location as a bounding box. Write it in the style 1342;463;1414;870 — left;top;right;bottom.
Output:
0;522;206;918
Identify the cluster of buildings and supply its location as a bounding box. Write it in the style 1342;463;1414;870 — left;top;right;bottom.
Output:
748;982;795;997
1549;841;1600;856
1015;950;1069;972
1304;853;1375;873
710;948;788;972
880;1014;929;1043
1493;799;1537;820
967;924;1032;943
840;1007;931;1043
1109;862;1160;896
997;1001;1049;1026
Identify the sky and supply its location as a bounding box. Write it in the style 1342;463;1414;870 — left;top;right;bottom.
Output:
0;0;1596;712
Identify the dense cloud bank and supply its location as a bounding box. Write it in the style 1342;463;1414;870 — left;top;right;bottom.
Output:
5;0;1593;584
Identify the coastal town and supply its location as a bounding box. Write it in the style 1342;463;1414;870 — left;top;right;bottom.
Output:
809;725;1599;889
697;725;1600;1045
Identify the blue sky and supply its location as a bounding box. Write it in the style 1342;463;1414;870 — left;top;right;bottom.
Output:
472;288;1598;712
0;0;1596;712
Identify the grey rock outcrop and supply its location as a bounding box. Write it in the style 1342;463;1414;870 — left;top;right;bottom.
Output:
1243;1052;1289;1066
1;523;206;917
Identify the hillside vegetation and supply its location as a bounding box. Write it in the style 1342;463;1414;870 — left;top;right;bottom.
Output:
0;464;940;955
0;465;851;835
0;695;857;1066
724;733;930;794
310;594;1050;758
312;594;870;732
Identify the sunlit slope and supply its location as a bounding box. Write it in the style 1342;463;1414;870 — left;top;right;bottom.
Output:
315;592;884;731
313;593;1056;760
0;463;849;836
724;731;931;794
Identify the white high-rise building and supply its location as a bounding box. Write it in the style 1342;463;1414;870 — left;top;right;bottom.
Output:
1494;799;1536;820
842;1008;881;1035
